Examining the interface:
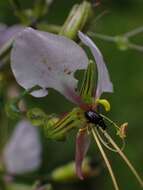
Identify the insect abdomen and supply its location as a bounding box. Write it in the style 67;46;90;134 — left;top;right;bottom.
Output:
85;110;107;130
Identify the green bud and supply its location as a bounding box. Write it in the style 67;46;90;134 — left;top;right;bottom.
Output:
60;1;93;40
51;158;101;182
115;36;129;51
27;108;47;126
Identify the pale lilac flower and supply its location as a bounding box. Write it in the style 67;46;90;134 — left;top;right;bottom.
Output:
10;28;113;179
3;120;42;174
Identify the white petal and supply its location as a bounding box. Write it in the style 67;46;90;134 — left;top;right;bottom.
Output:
0;25;23;47
0;25;24;57
11;27;88;104
78;31;113;98
3;120;42;174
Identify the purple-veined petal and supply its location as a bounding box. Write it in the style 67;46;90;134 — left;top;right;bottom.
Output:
11;27;88;104
78;31;113;98
75;129;90;180
3;120;42;174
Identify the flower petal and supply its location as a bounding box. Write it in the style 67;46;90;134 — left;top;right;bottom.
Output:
0;25;24;47
11;27;88;104
78;31;113;98
3;120;42;174
0;25;24;56
75;129;90;180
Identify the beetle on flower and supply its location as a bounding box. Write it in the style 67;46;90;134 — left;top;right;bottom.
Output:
10;27;143;190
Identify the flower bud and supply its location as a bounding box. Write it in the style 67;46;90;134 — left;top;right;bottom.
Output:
115;36;129;51
60;1;93;40
27;108;47;126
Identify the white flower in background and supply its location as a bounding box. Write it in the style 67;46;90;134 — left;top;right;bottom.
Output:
3;120;42;174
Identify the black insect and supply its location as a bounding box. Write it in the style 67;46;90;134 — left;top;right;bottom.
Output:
85;110;107;130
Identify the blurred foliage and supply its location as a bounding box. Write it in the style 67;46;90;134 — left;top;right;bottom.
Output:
0;0;143;190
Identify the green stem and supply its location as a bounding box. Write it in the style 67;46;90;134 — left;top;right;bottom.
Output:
37;23;61;34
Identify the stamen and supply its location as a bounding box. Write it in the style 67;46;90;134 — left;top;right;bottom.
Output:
99;128;143;187
97;127;126;151
91;128;120;190
100;114;120;131
95;128;119;152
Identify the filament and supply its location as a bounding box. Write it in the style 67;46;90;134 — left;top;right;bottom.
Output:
95;128;119;152
91;128;120;190
100;114;120;131
96;127;125;152
99;128;143;187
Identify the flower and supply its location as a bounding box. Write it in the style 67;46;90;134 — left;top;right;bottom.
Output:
10;28;143;190
3;120;42;174
10;27;113;176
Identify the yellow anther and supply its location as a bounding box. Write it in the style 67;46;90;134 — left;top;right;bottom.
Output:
95;99;111;112
117;122;128;139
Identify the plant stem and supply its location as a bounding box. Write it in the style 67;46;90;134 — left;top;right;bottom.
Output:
88;32;115;42
124;26;143;37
